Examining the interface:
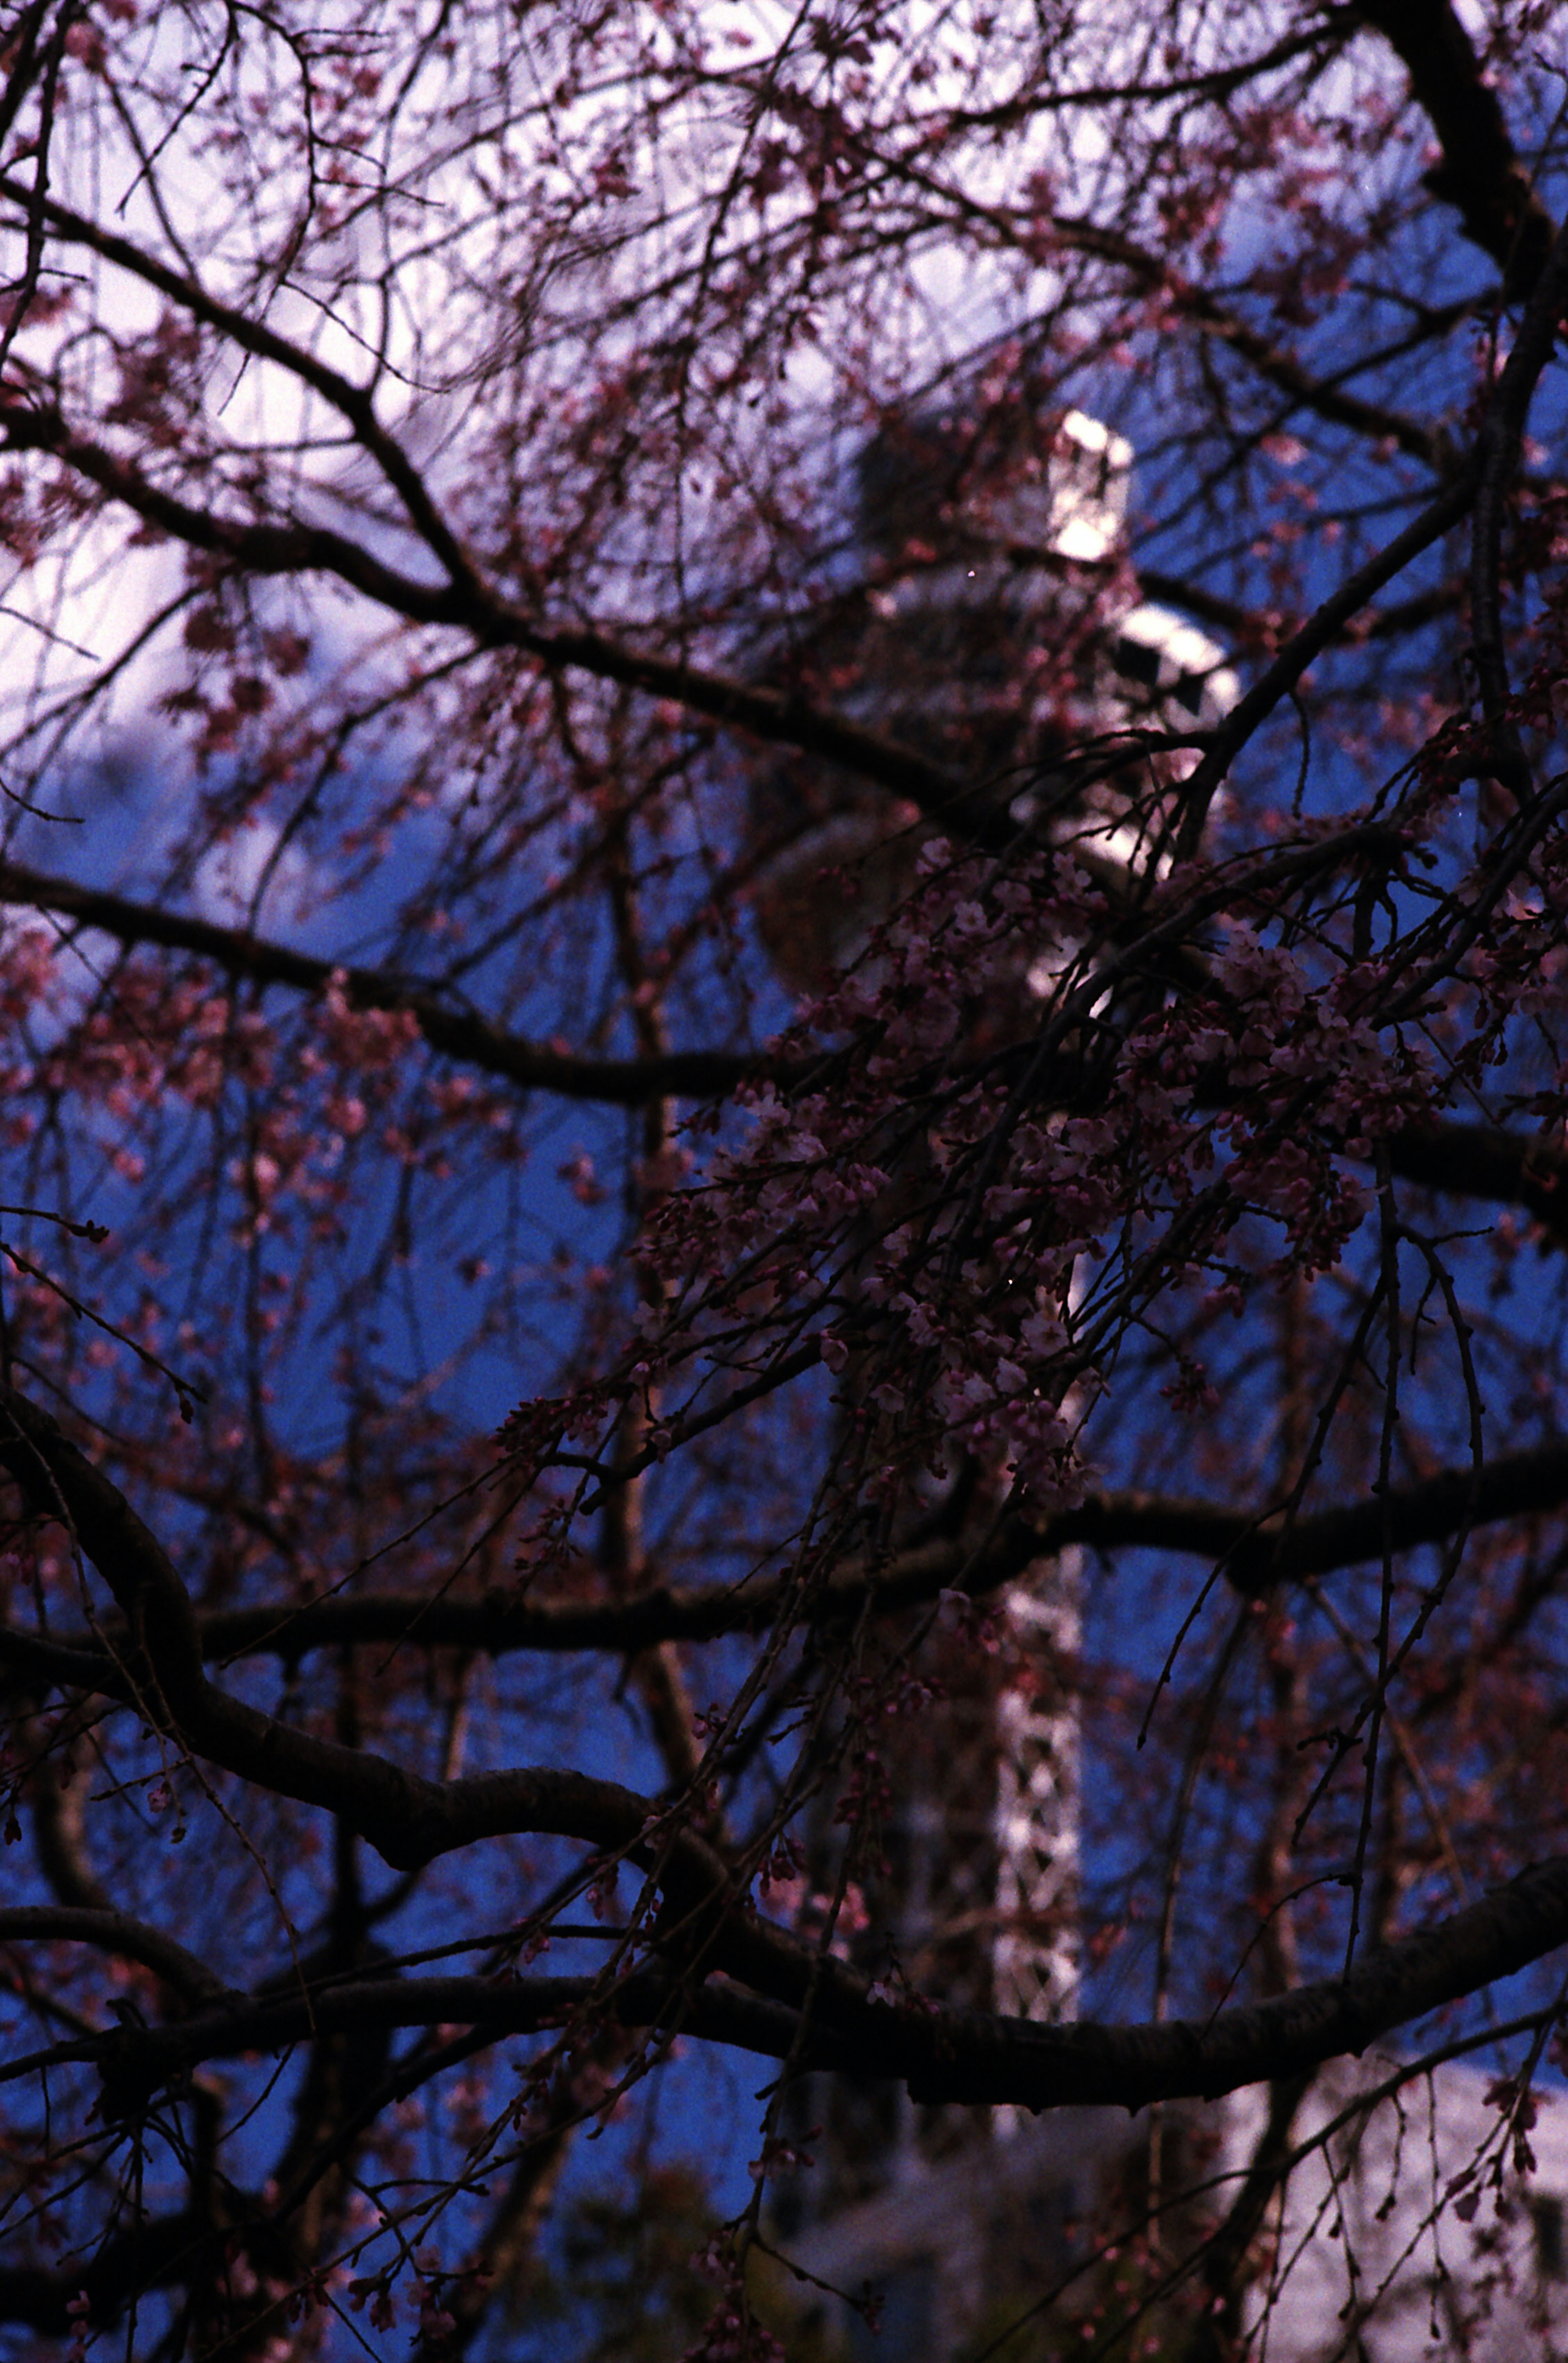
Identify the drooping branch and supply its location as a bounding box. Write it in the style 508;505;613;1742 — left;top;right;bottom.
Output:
0;242;1497;869
1174;463;1480;855
13;1380;1563;2123
862;143;1448;466
178;1433;1568;1647
1042;208;1447;469
7;861;1567;1255
1354;0;1556;293
0;1386;694;1877
0;1388;810;2014
0;396;1004;840
0;174;483;595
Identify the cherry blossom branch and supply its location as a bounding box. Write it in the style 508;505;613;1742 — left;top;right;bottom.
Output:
4;1391;1568;2134
11;1858;1568;2122
0;3;53;163
0;295;1471;866
932;13;1359;120
0;175;481;594
0;859;755;1104
0;398;993;836
0;2212;214;2337
0;1386;679;1871
22;1439;1568;1670
1040;211;1445;468
0;1904;235;2009
0;41;1545;913
0;365;1504;910
828;138;1449;465
4;1968;810;2109
8;859;1566;1254
1354;0;1556;293
898;1854;1568;2109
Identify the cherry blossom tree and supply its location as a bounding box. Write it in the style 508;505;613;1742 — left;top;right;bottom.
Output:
2;0;1568;2354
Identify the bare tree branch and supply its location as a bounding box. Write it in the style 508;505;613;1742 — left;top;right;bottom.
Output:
0;859;755;1104
13;1857;1568;2122
1354;0;1556;293
0;1904;235;2009
15;1421;1568;1664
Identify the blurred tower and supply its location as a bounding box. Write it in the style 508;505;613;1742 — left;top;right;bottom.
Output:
991;1570;1082;2028
761;385;1234;2272
753;401;1234;993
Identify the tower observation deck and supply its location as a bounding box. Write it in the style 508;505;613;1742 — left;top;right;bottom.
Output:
753;399;1236;994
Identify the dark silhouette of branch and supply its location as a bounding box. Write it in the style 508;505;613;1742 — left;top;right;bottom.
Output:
0;185;1500;864
7;1382;1566;2134
0;2212;218;2337
6;864;1567;1261
855;146;1448;465
0;860;755;1104
1382;1120;1568;1239
1468;213;1568;784
193;1438;1568;1653
0;397;1003;837
1135;571;1463;653
0;1904;234;2009
1353;0;1556;294
13;1417;1568;1663
10;1856;1568;2122
0;1388;801;2013
1042;209;1446;468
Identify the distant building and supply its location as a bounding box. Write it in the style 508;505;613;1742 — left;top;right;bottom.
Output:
1230;2057;1568;2361
784;2055;1568;2360
785;2103;1138;2360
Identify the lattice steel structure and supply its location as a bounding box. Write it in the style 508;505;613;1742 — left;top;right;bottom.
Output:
992;1554;1083;2029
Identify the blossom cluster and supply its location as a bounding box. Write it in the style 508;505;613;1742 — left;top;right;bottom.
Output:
608;822;1497;1510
